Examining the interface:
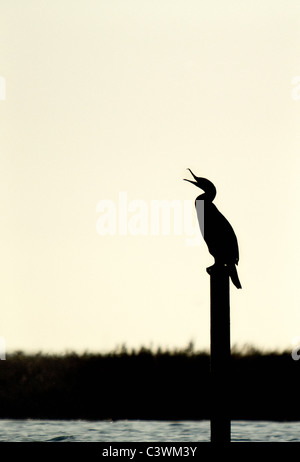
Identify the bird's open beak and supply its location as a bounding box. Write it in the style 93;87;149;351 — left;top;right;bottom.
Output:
183;168;199;186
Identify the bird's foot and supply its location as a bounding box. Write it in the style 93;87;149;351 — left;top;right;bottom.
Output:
206;265;214;275
206;262;226;275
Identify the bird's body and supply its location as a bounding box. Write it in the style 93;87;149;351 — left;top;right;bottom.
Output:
185;169;242;289
198;199;239;265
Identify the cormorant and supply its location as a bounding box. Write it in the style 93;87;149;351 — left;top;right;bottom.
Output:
184;168;242;289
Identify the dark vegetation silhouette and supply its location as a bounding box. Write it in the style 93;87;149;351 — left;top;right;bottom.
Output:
0;345;299;421
184;169;241;289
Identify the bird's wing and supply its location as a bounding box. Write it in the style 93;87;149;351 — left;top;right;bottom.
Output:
203;204;239;264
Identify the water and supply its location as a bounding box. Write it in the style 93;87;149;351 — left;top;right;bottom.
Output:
0;419;300;442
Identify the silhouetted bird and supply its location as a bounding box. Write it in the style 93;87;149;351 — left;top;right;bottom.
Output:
184;169;242;289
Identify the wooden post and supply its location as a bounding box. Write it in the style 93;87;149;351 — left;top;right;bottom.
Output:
207;264;231;443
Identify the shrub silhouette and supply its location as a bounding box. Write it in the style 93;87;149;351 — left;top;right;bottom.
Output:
0;346;298;420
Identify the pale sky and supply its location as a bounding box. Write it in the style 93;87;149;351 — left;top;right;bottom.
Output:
0;0;300;353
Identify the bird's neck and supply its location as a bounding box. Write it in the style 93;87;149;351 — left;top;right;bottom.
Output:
195;193;214;203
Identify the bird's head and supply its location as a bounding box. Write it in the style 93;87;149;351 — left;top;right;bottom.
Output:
184;169;217;201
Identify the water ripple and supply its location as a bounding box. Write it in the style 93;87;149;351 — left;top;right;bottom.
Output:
0;419;299;442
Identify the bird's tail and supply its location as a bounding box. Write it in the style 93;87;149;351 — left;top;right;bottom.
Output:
228;264;242;289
